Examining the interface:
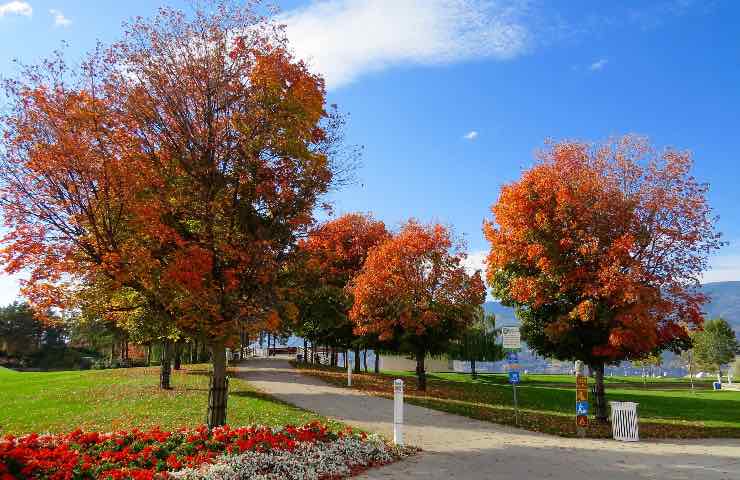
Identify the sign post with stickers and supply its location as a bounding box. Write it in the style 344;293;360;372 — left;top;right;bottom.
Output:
502;326;522;426
575;361;589;437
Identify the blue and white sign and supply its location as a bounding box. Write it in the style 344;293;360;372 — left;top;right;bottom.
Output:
576;401;589;416
509;371;520;384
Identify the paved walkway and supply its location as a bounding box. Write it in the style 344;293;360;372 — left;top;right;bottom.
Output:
236;358;740;480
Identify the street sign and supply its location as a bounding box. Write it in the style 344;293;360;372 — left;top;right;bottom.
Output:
505;352;519;363
576;376;588;389
502;326;521;350
509;371;520;384
576;415;588;427
576;401;589;416
576;389;588;402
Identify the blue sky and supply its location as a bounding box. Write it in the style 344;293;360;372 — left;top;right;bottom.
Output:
1;0;739;304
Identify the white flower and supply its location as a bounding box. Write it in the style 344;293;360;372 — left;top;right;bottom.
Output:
171;433;409;480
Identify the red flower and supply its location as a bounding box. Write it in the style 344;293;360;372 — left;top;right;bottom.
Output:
0;422;333;479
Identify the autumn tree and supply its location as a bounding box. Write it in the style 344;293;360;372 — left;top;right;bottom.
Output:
295;213;389;370
631;353;662;386
485;136;723;421
693;318;738;376
0;2;352;427
350;221;486;391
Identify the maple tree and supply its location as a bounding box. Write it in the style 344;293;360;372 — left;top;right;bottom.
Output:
0;2;351;426
350;221;486;391
484;136;723;421
294;213;390;369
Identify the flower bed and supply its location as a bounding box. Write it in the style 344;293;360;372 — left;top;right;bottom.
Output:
0;422;410;479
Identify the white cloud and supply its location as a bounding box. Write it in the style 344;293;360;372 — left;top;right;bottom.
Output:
589;58;608;71
462;249;487;276
463;130;479;140
0;1;32;17
50;8;71;27
279;0;532;90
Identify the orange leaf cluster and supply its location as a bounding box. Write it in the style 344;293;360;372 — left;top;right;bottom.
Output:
0;4;344;344
350;221;486;344
485;136;723;361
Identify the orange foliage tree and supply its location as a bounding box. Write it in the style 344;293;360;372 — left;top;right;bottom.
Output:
350;221;486;391
295;213;389;369
484;136;723;421
0;2;352;426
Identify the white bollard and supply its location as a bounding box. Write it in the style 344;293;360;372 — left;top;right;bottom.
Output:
393;379;404;446
347;350;352;386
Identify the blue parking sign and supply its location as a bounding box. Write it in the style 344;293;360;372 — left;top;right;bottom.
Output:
509;371;520;384
576;401;589;416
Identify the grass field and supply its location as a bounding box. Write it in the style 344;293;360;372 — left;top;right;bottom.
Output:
0;365;329;435
295;364;740;438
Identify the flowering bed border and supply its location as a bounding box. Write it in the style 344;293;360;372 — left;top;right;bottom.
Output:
0;422;412;480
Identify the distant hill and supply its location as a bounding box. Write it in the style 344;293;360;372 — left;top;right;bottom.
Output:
701;281;740;332
485;280;740;335
483;301;518;326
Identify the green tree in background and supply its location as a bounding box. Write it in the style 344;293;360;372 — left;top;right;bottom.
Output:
693;318;738;376
448;310;503;378
0;303;43;356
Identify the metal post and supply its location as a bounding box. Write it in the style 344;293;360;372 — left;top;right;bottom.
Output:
575;360;587;438
512;382;519;426
393;379;404;445
347;350;352;386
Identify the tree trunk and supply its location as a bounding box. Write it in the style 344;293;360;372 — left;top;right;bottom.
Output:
146;344;151;366
374;351;380;374
471;359;477;379
109;338;115;366
303;338;308;363
363;349;368;372
354;347;361;373
160;340;172;390
207;340;229;428
592;362;607;423
173;341;182;370
415;350;427;392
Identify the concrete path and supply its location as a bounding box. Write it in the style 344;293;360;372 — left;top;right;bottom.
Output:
236;358;740;480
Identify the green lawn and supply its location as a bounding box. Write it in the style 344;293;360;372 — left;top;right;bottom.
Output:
0;365;328;435
296;363;740;437
385;370;739;428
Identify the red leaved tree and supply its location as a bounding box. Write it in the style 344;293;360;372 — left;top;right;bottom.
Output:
350;221;486;391
484;136;723;421
294;213;390;369
0;2;352;426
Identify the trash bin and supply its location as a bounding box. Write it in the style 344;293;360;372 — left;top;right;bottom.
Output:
713;382;722;390
610;401;639;442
